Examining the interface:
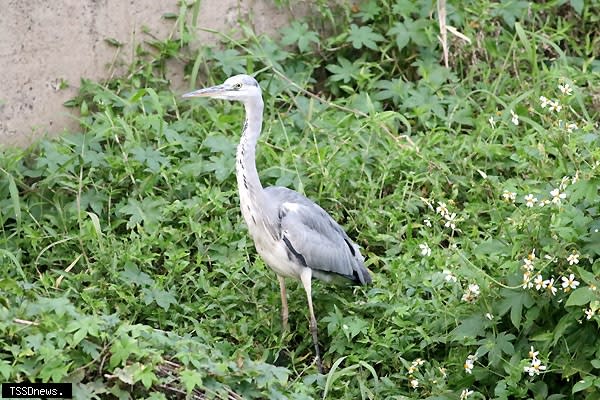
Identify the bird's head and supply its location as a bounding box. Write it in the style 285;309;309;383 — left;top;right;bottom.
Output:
182;74;262;103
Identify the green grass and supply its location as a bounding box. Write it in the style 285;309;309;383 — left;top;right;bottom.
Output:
1;0;600;398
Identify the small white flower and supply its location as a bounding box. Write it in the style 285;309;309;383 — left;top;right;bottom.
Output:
408;360;423;374
510;109;519;125
567;252;580;265
549;99;562;113
464;357;475;374
529;358;547;375
489;116;496;129
419;243;432;257
524;194;538;208
534;274;544;290
539;199;551;207
528;346;539;360
436;202;449;217
550;188;566;204
423;218;432;227
502;190;517;202
561;274;580;292
460;389;474;399
566;122;578;133
584;308;595;320
485;313;494;320
522;272;533;289
571;171;579;184
544;278;558;296
558;83;573;96
462;284;481;302
523;258;535;271
444;212;457;230
410;378;419;388
443;269;458;283
539;96;550;108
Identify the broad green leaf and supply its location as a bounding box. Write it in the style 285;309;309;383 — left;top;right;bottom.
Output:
566;287;596;307
130;146;170;173
109;336;138;368
474;239;509;256
205;154;235;182
387;18;430;50
569;0;584;15
451;315;487;339
202;134;236;154
347;24;384;50
134;364;156;389
0;360;11;380
355;0;381;22
117;197;166;231
373;79;410;103
180;369;204;394
280;22;319;53
552;314;575;346
492;1;529;27
345;317;369;338
326;57;361;83
153;288;177;311
497;289;534;328
119;262;154;286
388;22;410;50
28;296;77;318
39;358;71;382
391;0;418;16
212;49;247;76
572;379;593;393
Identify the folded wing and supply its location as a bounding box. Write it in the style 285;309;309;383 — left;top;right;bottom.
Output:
264;186;371;285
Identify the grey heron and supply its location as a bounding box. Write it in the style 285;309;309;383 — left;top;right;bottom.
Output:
183;74;371;373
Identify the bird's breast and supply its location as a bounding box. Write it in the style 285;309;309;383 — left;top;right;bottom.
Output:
255;238;303;279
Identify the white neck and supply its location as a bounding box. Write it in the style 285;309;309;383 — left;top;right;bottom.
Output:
236;98;264;222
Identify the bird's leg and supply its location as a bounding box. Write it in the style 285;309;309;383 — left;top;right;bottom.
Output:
300;268;323;374
277;275;289;330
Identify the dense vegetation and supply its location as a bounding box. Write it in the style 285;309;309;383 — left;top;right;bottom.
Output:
1;0;599;398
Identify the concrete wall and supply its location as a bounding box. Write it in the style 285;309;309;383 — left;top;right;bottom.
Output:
0;0;303;147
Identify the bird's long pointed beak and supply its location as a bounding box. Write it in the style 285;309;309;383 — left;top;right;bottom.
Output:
182;85;227;98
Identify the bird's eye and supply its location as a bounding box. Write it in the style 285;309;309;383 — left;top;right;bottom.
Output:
233;83;242;90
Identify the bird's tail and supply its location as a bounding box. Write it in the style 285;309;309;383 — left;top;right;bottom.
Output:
352;243;372;285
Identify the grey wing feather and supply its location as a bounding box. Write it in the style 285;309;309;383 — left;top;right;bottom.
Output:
264;186;371;285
